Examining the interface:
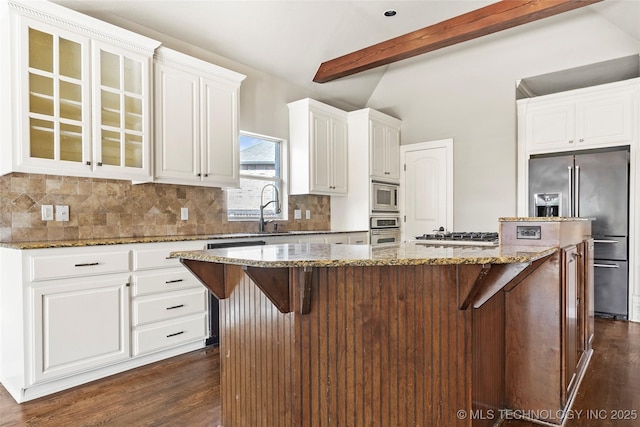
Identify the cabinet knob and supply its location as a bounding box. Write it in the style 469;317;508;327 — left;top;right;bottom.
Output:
569;140;574;144
85;161;92;166
97;162;103;167
197;173;201;177
579;138;584;142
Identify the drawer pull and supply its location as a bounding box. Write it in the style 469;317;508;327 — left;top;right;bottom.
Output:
166;331;185;338
165;279;184;284
166;304;185;310
74;262;100;267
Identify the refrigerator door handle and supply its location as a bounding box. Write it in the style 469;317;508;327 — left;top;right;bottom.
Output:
575;165;580;217
594;263;620;268
568;165;573;216
594;239;619;244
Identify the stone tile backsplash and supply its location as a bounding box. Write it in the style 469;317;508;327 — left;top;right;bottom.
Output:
0;173;330;242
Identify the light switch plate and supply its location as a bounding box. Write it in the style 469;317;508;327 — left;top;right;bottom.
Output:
305;210;311;220
55;205;69;222
181;207;189;220
41;205;53;221
294;209;302;220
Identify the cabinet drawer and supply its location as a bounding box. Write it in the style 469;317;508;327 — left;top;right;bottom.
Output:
31;251;130;281
133;314;207;356
133;248;184;270
133;288;206;326
133;270;202;297
132;242;205;270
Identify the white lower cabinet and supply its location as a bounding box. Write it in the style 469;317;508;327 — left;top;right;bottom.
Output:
31;275;131;384
0;234;367;403
131;241;209;357
0;240;208;403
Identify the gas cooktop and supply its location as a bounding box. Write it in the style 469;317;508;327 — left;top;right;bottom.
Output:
414;232;499;246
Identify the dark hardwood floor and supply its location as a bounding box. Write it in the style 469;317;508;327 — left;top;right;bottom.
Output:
0;345;220;427
1;318;638;427
503;318;640;427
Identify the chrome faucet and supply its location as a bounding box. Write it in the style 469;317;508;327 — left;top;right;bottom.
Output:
259;184;281;232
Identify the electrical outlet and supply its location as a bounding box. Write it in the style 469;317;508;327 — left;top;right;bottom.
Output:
41;205;54;221
294;209;302;220
181;207;189;220
305;210;311;220
55;205;69;222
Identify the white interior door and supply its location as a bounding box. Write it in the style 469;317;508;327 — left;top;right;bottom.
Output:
400;139;453;241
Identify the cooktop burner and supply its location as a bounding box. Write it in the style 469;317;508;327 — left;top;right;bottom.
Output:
415;232;499;246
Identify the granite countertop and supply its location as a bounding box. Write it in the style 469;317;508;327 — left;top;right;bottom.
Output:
0;230;367;250
170;242;558;268
499;217;593;222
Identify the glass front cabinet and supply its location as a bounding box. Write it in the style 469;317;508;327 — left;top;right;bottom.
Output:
2;1;160;180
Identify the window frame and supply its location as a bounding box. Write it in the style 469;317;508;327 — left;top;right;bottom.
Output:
226;131;288;221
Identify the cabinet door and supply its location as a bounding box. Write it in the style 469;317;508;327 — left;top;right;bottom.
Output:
370;120;387;179
385;126;401;180
562;245;579;403
525;102;576;152
370;120;401;181
331;117;348;194
584;239;595;350
31;276;130;384
201;77;240;187
310;110;333;193
154;63;200;182
577;92;633;148
92;41;151;181
18;17;92;174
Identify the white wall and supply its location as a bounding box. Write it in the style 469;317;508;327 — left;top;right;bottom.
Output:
366;10;640;231
83;16;338;144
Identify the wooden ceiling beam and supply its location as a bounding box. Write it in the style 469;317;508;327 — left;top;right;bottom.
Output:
313;0;602;83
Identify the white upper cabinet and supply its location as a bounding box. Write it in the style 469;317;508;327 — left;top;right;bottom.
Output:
288;98;348;195
0;0;160;180
519;82;637;154
353;109;401;181
154;47;245;187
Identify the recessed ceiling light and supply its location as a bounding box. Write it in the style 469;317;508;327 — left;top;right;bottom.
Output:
384;9;397;17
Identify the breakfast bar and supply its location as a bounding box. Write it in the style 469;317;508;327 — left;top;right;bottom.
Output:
172;222;593;427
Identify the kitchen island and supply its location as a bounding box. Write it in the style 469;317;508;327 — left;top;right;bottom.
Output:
172;232;593;427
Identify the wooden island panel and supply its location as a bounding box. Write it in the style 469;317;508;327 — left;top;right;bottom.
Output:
216;263;514;427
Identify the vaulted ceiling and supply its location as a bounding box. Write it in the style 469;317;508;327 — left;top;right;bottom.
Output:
53;0;640;108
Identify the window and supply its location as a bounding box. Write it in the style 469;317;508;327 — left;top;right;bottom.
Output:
227;132;286;220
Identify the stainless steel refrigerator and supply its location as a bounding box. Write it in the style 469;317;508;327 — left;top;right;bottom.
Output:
529;147;629;319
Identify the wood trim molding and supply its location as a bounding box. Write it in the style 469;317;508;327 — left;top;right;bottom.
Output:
313;0;602;83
